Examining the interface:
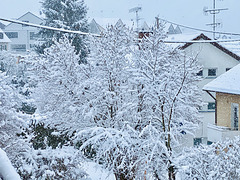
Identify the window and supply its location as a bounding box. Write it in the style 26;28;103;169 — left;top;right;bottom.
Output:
208;102;215;110
197;70;203;76
5;32;18;38
226;68;231;72
194;138;202;146
197;105;203;111
207;141;213;145
30;32;39;40
0;45;7;51
30;44;35;49
11;44;26;52
0;32;3;39
208;68;217;77
231;103;239;130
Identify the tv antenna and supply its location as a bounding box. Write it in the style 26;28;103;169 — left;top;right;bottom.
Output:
129;6;142;32
203;0;228;39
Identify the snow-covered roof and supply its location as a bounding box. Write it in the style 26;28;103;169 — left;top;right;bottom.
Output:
0;28;11;43
166;33;200;48
5;12;43;29
139;21;151;32
219;41;240;58
0;22;5;29
90;17;133;29
203;63;240;95
179;33;240;61
89;19;105;35
162;23;183;35
115;19;124;28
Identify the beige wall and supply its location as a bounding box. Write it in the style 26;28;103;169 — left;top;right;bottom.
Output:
216;92;240;129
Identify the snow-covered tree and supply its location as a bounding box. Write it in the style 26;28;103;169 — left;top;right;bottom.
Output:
31;20;202;179
37;0;88;62
79;25;137;129
76;25;141;179
0;70;24;150
0;51;36;114
30;36;85;133
0;69;32;179
16;145;89;180
0;50;90;179
132;25;202;179
178;136;240;179
77;24;202;180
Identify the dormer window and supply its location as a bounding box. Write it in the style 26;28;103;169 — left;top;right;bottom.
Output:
0;32;3;39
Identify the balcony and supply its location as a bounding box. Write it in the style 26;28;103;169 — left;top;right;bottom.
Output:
207;123;240;142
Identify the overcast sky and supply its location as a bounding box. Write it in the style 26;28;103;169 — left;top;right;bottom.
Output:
0;0;239;36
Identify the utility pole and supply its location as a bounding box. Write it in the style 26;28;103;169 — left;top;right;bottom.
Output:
129;7;142;32
203;0;228;39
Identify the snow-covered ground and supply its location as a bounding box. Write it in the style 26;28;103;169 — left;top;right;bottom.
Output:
80;161;115;180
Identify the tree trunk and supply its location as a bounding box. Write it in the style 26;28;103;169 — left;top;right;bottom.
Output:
168;164;176;180
114;173;133;180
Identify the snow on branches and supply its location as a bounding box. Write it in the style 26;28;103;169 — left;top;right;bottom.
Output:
77;24;202;179
37;0;88;61
178;136;240;179
30;37;85;133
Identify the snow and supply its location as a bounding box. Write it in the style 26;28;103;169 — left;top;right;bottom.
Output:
203;63;240;95
90;17;134;29
0;148;21;180
166;33;200;48
140;21;150;32
0;17;99;36
80;162;115;180
0;28;11;43
89;19;105;35
220;41;240;57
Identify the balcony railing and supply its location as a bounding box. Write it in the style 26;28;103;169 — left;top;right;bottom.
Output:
207;123;240;142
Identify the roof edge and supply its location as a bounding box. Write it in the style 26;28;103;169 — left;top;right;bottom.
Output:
181;33;240;61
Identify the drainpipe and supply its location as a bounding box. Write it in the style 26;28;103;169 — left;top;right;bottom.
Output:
205;90;217;124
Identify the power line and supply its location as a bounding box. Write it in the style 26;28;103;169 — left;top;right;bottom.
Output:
1;17;240;43
163;39;240;43
158;17;240;36
0;17;100;37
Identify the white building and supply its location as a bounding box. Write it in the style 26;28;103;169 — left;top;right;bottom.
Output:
4;12;43;53
0;28;11;51
203;63;240;142
179;34;240;146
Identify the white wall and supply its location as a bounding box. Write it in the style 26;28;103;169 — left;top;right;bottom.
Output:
4;12;43;53
183;42;239;145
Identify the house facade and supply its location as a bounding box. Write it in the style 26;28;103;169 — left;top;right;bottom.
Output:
0;28;11;51
4;12;43;53
203;63;240;142
177;34;240;146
